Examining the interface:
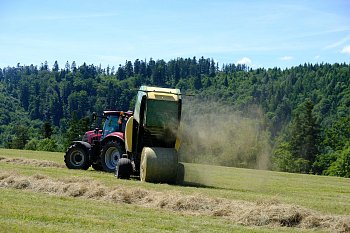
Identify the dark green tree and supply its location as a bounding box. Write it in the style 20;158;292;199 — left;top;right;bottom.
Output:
19;79;30;110
106;65;110;75
12;125;29;149
210;58;216;77
52;61;59;72
289;99;320;171
125;60;134;77
64;112;90;148
65;61;70;71
192;74;202;90
42;121;53;138
116;65;126;80
71;61;77;74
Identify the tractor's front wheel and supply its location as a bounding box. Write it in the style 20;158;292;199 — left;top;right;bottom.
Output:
101;140;124;172
64;144;91;170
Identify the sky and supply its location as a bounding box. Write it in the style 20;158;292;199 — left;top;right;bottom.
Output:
0;0;350;69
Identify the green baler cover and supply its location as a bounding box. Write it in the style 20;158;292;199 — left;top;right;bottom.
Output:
145;99;179;129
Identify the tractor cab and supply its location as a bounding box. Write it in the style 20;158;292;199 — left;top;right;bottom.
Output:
101;111;130;140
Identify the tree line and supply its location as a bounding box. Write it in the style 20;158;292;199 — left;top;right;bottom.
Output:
0;58;349;177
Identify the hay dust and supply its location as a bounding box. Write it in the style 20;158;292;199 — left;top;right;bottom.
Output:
178;98;272;170
0;156;65;168
0;171;349;233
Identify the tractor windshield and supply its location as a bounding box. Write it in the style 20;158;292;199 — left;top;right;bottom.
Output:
102;115;126;137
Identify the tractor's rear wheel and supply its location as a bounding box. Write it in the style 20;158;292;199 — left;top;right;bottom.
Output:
101;140;124;172
140;147;178;183
116;158;132;179
64;144;91;170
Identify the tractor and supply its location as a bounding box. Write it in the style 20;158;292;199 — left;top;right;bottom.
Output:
116;86;183;183
64;110;133;172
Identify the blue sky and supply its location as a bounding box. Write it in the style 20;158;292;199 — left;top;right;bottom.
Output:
1;0;349;69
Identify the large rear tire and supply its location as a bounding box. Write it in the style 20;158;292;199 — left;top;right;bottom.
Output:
116;158;132;179
101;140;124;172
64;144;91;170
140;147;178;183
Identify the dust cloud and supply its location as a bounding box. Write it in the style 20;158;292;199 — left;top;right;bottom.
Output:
179;98;272;170
1;171;349;232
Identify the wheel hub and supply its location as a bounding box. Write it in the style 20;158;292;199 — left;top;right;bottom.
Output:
71;151;84;165
105;147;120;169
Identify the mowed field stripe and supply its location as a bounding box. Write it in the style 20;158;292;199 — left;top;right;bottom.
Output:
0;170;349;232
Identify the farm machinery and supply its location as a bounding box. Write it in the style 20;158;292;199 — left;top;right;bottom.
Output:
116;86;183;183
64;86;183;183
64;110;132;172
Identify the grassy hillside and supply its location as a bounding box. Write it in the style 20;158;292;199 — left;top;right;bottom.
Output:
2;62;350;177
0;149;349;232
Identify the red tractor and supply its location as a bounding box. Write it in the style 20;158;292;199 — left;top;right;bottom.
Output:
64;110;133;172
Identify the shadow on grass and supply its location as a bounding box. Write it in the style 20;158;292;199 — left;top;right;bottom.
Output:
177;181;234;191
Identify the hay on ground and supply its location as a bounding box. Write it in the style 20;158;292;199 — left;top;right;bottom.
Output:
0;170;349;233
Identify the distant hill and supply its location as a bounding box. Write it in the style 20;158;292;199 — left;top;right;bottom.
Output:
0;59;349;177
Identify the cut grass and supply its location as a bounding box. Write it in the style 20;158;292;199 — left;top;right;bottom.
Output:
0;188;315;233
1;149;349;215
0;148;349;232
182;163;350;215
0;149;63;164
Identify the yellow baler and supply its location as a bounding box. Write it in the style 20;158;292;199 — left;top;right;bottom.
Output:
116;86;182;183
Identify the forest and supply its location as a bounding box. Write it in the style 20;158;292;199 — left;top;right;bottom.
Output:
0;57;349;177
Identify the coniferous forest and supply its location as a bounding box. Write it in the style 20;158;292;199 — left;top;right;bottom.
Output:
1;58;349;177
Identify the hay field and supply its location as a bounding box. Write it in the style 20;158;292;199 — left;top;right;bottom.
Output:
0;149;349;233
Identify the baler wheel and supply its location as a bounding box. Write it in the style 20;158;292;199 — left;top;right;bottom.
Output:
116;158;133;179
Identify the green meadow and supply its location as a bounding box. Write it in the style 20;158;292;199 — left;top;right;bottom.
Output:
0;149;349;232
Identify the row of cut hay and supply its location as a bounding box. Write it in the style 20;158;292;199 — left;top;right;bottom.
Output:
0;171;349;232
0;156;65;168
